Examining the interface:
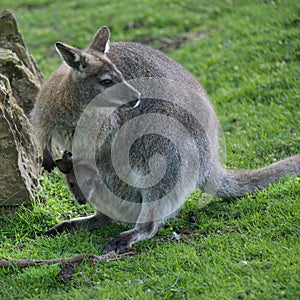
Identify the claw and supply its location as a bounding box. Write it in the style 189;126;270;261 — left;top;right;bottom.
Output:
102;235;132;254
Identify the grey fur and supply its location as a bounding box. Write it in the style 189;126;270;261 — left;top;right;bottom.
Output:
32;26;300;253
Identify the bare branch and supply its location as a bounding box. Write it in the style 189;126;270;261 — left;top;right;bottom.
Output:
0;251;135;269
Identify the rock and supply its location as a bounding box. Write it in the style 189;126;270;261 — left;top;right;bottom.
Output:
0;76;40;205
0;9;44;115
0;10;43;206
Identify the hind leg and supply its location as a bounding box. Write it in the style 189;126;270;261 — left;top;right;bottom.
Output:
44;211;113;236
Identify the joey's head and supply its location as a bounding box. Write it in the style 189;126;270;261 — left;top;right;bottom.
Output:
55;26;140;108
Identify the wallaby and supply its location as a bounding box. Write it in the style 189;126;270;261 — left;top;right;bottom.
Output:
32;26;300;253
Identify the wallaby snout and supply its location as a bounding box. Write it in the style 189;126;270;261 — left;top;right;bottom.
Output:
117;81;141;109
96;81;141;108
123;96;141;109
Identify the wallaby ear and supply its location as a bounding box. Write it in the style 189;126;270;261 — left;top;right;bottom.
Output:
55;151;73;174
88;26;110;53
55;42;86;70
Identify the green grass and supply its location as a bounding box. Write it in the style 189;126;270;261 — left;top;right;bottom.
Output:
0;0;300;299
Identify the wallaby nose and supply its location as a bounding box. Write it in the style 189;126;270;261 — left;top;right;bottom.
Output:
123;91;141;109
133;98;141;108
112;81;141;109
130;89;141;108
124;97;140;109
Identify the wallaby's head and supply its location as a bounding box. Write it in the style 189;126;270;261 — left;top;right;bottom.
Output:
55;26;140;108
55;151;88;205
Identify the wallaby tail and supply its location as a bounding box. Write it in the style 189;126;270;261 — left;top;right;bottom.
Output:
214;154;300;199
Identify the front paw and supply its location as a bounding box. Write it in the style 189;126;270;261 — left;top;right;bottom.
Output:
102;234;132;254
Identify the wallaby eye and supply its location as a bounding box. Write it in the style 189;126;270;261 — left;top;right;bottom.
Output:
100;79;113;86
69;182;75;188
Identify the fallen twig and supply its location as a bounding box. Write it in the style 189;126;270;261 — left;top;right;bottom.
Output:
0;251;135;269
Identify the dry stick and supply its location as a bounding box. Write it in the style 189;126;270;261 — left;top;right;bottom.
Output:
0;251;135;269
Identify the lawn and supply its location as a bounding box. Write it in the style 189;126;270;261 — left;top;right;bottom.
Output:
0;0;299;299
